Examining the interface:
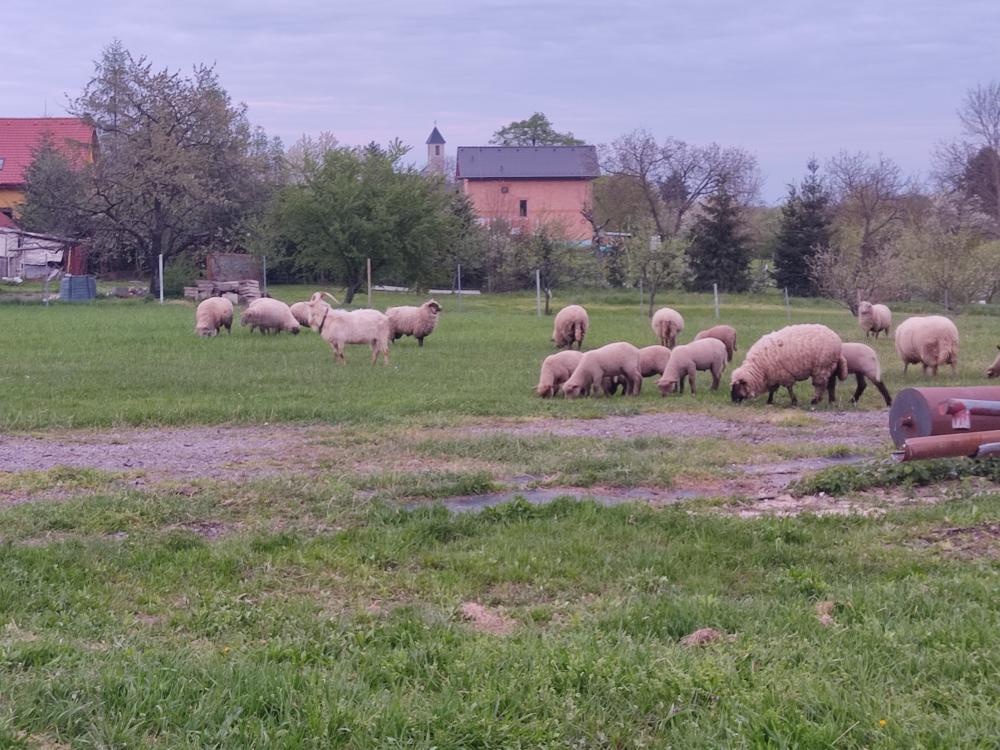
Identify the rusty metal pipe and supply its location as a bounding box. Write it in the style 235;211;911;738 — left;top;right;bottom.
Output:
889;387;1000;446
892;429;1000;462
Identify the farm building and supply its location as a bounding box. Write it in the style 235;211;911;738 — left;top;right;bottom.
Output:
0;117;98;215
455;142;600;243
0;220;88;279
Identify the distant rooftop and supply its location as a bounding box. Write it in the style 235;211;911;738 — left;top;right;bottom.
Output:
0;117;97;187
426;126;445;145
455;145;599;180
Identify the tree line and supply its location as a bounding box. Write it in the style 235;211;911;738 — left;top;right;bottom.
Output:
20;42;1000;312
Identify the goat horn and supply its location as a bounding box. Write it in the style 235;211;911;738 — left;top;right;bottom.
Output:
322;292;340;305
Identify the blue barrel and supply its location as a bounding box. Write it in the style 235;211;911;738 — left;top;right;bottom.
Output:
59;275;97;302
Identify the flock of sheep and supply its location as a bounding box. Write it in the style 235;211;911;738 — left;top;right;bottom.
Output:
193;293;442;363
536;300;974;408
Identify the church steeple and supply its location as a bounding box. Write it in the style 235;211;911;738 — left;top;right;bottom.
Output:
426;125;445;176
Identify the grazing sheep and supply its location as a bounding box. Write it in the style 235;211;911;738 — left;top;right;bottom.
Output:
694;324;737;362
305;292;391;365
194;296;233;337
858;301;892;339
986;346;1000;378
656;338;728;396
535;350;584;398
605;346;671;395
838;342;892;406
240;298;300;335
651;307;684;348
552;305;589;349
561;342;642;398
730;323;848;406
386;299;442;347
894;315;959;377
289;301;312;327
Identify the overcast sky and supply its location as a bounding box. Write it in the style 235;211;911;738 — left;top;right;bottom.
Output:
4;1;998;201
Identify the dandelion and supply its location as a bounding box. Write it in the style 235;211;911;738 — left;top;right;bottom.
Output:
879;719;887;727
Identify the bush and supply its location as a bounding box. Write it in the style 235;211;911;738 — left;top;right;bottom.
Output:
162;253;201;297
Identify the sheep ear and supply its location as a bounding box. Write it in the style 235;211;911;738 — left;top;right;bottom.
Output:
310;292;322;303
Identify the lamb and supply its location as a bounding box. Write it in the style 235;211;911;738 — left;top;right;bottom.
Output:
894;315;959;377
386;299;442;347
535;350;584;398
838;342;893;406
730;323;848;406
986;346;1000;378
858;301;892;339
240;298;300;335
561;342;642;398
694;324;737;362
194;296;233;337
656;338;728;396
304;292;391;365
289;301;312;327
604;346;671;395
651;307;684;348
551;304;589;349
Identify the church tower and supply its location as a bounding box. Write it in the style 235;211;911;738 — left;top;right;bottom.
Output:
426;125;445;176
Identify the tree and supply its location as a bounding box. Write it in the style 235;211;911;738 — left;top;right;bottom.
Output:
809;152;913;312
270;141;461;303
686;185;752;293
599;129;760;312
772;159;833;296
490;113;584;146
19;136;92;238
22;41;284;289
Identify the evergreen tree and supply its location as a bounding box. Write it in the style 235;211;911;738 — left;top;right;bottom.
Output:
772;159;833;296
685;185;751;292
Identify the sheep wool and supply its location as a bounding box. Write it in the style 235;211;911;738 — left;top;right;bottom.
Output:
289;301;312;327
536;350;584;398
551;305;589;349
656;338;727;396
840;342;892;406
305;292;391;365
894;315;959;377
386;299;442;347
858;301;892;339
561;342;642;398
986;346;1000;378
694;324;737;362
730;323;847;406
240;298;300;335
194;296;233;337
651;307;684;348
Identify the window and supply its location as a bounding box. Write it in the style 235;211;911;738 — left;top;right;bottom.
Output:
519;199;528;217
0;157;5;170
500;186;509;194
434;145;440;156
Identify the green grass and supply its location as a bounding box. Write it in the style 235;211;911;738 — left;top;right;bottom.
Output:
2;287;1000;747
3;287;998;429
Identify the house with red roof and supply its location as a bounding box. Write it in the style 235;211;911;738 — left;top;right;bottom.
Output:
0;117;97;216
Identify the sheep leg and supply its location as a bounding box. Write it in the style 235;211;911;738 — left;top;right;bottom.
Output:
786;385;798;406
687;365;697;396
873;380;892;406
826;374;838;404
417;337;424;347
851;373;867;403
710;365;721;391
766;386;779;404
629;369;642;396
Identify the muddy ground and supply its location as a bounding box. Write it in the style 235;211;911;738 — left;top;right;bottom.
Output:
0;410;923;517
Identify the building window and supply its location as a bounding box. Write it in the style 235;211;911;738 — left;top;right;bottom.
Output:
500;186;509;194
519;199;528;217
0;157;5;170
435;145;440;156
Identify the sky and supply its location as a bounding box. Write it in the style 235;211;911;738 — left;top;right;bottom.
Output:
3;0;998;202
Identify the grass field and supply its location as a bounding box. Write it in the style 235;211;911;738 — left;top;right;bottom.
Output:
1;288;999;748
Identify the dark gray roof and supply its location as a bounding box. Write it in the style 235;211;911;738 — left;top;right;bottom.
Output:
426;126;445;145
455;145;599;180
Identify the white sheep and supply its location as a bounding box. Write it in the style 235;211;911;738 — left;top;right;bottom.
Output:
240;298;300;335
651;307;684;348
838;342;892;406
304;292;391;365
535;350;584;398
386;299;442;347
656;338;727;396
858;301;892;339
604;345;671;395
894;315;959;377
730;323;848;406
551;304;589;349
561;342;642;398
986;346;1000;378
289;301;312;328
694;324;737;362
194;296;233;337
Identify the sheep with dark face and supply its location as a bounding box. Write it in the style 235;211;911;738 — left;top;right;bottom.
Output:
386;299;442;347
837;342;892;406
730;324;847;406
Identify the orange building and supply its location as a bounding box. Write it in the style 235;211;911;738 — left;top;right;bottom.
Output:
455;144;599;243
0;118;98;216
